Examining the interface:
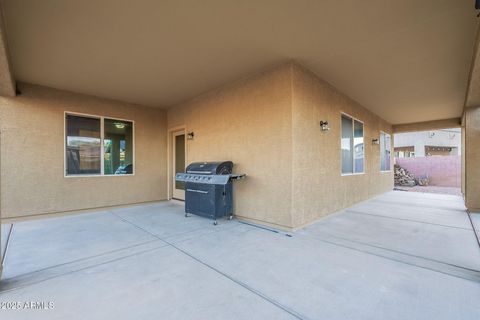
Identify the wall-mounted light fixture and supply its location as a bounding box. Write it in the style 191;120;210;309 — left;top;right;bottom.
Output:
372;138;380;145
187;132;195;140
320;120;330;131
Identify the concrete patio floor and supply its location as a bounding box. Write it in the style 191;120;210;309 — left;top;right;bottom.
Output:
393;185;462;196
1;191;479;319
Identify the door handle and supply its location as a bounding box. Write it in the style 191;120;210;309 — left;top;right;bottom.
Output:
186;189;208;194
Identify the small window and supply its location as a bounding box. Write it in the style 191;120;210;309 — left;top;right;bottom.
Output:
65;114;134;176
380;132;391;171
341;114;364;174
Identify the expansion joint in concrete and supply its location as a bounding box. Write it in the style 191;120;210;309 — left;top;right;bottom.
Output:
109;211;308;320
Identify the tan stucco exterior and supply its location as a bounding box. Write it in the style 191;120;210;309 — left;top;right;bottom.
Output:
0;84;168;218
291;65;393;227
0;63;394;228
168;65;294;229
465;106;480;211
168;63;393;229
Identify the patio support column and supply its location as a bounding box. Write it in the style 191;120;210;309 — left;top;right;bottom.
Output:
461;125;465;195
465;106;480;212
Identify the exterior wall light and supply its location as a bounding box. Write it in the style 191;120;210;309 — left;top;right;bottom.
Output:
187;132;195;140
320;121;330;131
372;138;380;145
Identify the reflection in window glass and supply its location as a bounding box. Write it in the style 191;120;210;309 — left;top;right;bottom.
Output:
342;115;364;174
104;119;133;175
175;134;185;190
380;132;391;171
354;120;364;173
66;115;101;175
341;115;353;174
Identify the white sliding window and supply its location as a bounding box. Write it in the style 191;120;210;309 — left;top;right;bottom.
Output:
65;113;134;176
341;114;364;174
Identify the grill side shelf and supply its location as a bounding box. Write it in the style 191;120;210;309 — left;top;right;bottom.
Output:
229;174;246;181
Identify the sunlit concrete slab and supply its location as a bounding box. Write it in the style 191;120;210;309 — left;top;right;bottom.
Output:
346;198;470;229
1;191;479;319
373;191;466;211
303;212;479;270
303;192;480;271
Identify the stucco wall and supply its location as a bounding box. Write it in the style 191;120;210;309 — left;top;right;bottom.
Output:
0;83;167;218
465;106;480;211
291;65;393;227
168;63;393;229
167;64;294;229
1;63;394;227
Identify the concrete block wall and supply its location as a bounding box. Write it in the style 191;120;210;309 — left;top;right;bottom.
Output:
396;156;461;187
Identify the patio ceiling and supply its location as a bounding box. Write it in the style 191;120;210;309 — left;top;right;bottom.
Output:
1;0;479;124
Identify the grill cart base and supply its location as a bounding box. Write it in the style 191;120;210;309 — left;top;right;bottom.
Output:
175;161;245;225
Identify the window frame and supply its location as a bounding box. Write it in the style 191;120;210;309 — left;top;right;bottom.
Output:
380;130;391;172
340;112;365;176
64;111;135;178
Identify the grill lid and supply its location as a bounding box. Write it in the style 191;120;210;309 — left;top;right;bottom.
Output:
186;161;233;175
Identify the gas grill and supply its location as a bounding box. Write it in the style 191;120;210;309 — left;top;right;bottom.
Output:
175;161;245;225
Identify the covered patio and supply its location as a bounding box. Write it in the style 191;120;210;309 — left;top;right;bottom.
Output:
0;2;480;319
1;191;479;319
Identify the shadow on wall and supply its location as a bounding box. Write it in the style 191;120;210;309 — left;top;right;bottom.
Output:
395;156;461;187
